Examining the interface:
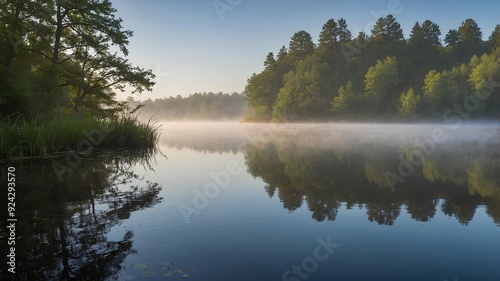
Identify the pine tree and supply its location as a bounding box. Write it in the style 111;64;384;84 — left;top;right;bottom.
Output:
288;30;315;60
318;19;339;48
458;19;482;44
264;52;276;67
444;29;460;47
371;15;404;43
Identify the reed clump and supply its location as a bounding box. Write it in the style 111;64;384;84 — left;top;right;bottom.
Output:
0;114;160;160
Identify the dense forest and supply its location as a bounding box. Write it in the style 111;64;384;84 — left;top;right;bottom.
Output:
129;92;246;120
245;16;500;121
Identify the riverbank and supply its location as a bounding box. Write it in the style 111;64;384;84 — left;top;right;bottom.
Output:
0;115;160;160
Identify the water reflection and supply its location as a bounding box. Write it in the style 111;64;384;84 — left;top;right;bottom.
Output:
243;125;500;226
161;123;500;226
159;122;248;154
0;152;162;280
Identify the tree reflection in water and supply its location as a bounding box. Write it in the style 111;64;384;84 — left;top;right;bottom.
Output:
0;151;162;280
243;130;500;226
159;123;500;226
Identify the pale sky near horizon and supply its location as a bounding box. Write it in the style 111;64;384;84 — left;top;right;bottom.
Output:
110;0;500;101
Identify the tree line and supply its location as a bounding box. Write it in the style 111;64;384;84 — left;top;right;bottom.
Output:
129;92;246;120
244;16;500;121
0;0;155;120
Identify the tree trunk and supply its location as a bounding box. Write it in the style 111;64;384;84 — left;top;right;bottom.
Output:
3;0;24;71
52;4;63;66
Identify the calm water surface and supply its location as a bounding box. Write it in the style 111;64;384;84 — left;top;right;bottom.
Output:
1;122;500;281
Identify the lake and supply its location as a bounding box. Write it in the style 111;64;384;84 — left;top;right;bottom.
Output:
1;122;500;281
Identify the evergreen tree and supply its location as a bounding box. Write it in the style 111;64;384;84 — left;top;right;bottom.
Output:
243;17;498;122
444;29;460;47
277;45;288;61
337;18;352;43
458;19;482;44
368;15;405;63
288;30;315;60
488;25;500;51
455;19;484;62
407;20;442;88
408;22;424;47
318;19;339;49
422;20;442;47
264;52;276;67
371;15;404;44
409;20;441;48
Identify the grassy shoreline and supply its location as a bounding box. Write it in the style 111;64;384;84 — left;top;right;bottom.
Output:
0;115;160;160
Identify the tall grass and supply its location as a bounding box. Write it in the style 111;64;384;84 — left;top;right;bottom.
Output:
0;114;160;160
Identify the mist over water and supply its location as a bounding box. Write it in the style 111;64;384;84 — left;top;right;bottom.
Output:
3;121;499;280
159;121;500;152
152;121;500;280
159;121;500;210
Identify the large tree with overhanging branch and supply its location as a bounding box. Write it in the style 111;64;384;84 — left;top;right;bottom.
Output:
0;0;155;119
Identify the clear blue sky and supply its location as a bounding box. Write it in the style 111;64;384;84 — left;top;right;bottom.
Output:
110;0;500;101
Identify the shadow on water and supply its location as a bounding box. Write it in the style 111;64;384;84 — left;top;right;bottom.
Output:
0;151;162;280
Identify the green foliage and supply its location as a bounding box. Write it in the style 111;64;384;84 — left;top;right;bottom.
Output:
0;0;158;158
371;15;404;44
337;18;352;43
468;48;500;115
318;19;339;48
404;20;443;90
398;87;421;118
469;51;500;93
364;56;398;96
421;20;441;47
489;25;500;50
245;45;294;121
367;15;406;62
423;64;471;113
245;71;280;121
451;19;486;63
0;0;155;119
444;29;460;47
422;70;442;110
331;81;357;116
272;57;331;121
244;16;498;122
458;19;482;44
288;30;315;61
0;114;159;159
318;18;352;50
364;56;399;112
264;52;276;67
